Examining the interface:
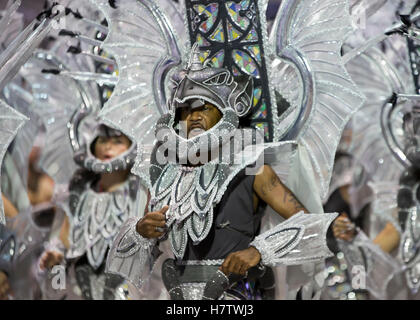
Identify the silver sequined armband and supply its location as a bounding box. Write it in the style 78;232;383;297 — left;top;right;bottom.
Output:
250;212;338;267
106;218;159;290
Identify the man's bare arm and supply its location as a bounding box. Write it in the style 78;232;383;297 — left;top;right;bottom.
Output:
221;165;309;275
373;222;400;253
254;165;308;219
2;194;18;219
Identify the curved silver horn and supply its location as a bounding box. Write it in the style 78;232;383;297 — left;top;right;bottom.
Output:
144;0;183;116
380;94;411;169
271;0;314;141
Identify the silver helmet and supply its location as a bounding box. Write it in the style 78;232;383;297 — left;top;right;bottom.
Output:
169;44;254;118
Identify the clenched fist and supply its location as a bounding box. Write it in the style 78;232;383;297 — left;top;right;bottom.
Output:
39;250;64;271
136;205;169;239
332;212;356;241
220;247;262;276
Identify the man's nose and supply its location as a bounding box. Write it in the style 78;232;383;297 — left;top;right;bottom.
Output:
190;109;202;121
104;141;112;150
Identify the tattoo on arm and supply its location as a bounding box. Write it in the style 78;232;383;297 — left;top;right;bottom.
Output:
260;171;281;197
255;165;307;216
283;190;306;213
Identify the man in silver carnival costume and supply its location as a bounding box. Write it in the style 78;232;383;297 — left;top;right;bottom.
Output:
106;48;338;300
99;0;368;299
1;0;367;300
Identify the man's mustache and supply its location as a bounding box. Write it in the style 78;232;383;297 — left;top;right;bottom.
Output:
189;122;205;130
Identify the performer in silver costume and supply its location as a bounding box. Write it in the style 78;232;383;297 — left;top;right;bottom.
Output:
87;0;367;300
0;100;27;300
6;0;415;301
0;0;149;300
29;4;151;298
0;0;53;300
325;0;420;300
37;123;147;300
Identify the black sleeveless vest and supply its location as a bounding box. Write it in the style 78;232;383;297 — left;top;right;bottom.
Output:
184;169;267;260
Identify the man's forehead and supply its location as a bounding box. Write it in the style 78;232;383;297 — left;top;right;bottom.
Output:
180;99;217;111
190;99;206;109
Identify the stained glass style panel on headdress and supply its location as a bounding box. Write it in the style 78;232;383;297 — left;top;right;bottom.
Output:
232;49;260;78
253;87;262;107
226;1;251;30
244;27;258;42
196;33;211;47
198;50;211;63
255;121;270;140
185;0;274;142
193;3;219;33
227;22;243;42
209;50;225;68
245;45;261;63
252;100;268;120
209;21;225;42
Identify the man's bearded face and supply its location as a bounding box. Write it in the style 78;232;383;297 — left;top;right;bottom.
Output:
179;102;222;138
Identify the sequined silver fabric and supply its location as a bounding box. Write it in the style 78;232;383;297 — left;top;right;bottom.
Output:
0;224;16;275
145;129;265;260
400;206;420;292
67;176;140;269
106;218;159;291
180;283;207;300
338;230;402;299
74;263;131;300
0;100;27;224
250;212;338;267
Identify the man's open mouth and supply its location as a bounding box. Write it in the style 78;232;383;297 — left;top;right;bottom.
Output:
188;127;205;138
190;124;204;130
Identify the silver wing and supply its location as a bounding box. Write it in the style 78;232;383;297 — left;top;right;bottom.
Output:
270;0;366;201
347;47;405;185
345;42;409;222
0;0;24;50
2;84;40;193
92;0;188;169
349;0;388;18
0;1;35;192
0;100;28;225
0;3;65;91
18;51;89;190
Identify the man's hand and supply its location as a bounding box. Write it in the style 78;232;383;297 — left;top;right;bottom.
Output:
39;250;64;271
332;213;356;241
0;271;11;300
136;205;169;239
220;247;261;276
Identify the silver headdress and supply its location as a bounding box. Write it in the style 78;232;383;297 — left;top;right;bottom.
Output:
153;44;258;170
170;43;254;118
